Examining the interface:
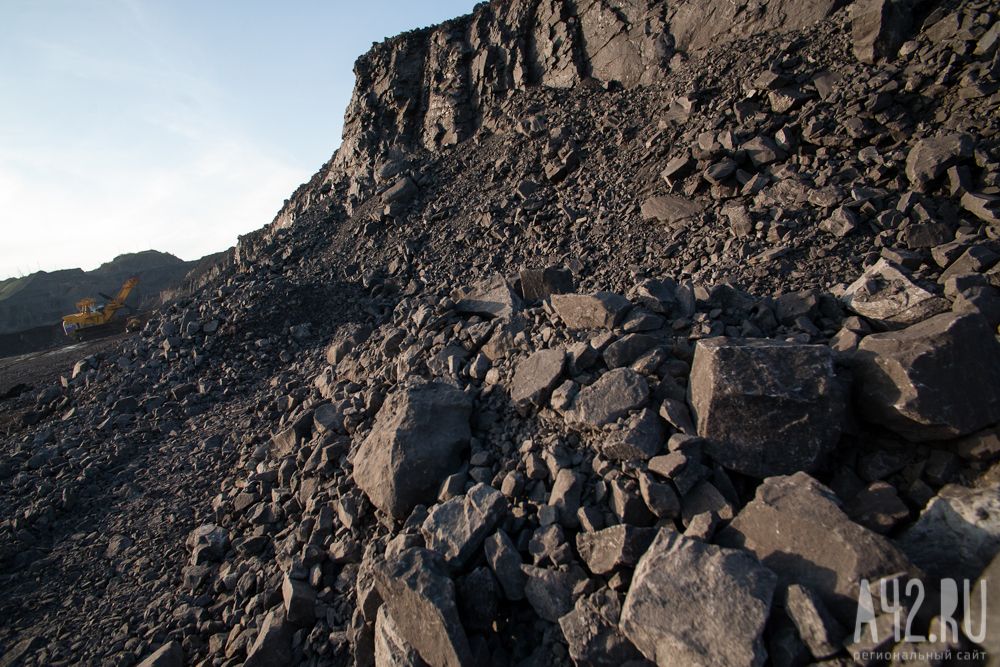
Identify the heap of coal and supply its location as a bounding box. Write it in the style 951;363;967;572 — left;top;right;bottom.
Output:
3;0;1000;665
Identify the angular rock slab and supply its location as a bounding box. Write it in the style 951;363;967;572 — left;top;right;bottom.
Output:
854;313;1000;441
566;368;648;428
689;338;846;477
841;259;949;327
559;589;645;667
374;547;473;667
354;383;473;519
422;483;508;570
620;528;776;667
510;348;565;412
551;292;632;329
904;133;973;192
576;524;657;575
454;274;523;319
244;607;293;667
897;483;1000;581
640;195;705;225
717;472;916;624
374;605;424;667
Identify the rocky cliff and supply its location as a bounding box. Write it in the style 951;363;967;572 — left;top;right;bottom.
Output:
270;0;842;229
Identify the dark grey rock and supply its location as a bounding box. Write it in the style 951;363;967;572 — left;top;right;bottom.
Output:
374;548;473;667
620;528;776;667
422;483;508;570
853;313;1000;441
717;472;916;624
689;338;846;477
354;383;473;519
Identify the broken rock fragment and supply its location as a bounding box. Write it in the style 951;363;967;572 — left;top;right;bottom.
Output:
718;472;916;623
353;382;473;519
841;259;950;327
897;483;1000;581
688;338;846;477
422;483;508;570
620;528;776;667
454;274;522;319
374;547;473;667
576;524;657;575
566;368;648;428
510;348;565;412
551;292;632;329
640;194;704;225
853;313;1000;441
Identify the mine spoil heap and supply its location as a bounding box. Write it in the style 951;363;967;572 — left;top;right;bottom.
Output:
3;0;1000;665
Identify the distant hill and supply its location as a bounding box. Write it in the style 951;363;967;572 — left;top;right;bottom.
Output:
0;250;201;335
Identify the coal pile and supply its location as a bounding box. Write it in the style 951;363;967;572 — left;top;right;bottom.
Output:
2;0;1000;665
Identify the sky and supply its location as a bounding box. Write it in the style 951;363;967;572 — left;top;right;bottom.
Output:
0;0;479;280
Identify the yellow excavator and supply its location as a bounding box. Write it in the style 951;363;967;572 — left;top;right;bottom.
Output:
62;276;141;340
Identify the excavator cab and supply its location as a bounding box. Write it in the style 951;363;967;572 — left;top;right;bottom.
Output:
61;276;140;340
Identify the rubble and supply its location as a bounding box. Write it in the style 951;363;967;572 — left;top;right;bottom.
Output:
4;0;1000;662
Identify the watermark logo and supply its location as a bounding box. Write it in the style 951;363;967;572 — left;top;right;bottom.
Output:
853;577;988;645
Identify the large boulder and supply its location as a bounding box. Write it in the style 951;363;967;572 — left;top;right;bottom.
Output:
897;483;1000;581
620;528;776;667
374;548;473;667
353;383;473;519
551;292;632;329
841;259;949;327
717;473;916;624
422;484;508;570
688;338;846;477
853;313;1000;441
851;0;914;63
566;368;648;428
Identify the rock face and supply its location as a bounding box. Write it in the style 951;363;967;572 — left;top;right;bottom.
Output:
374;548;473;667
353;383;473;519
688;338;846;477
620;528;776;667
718;473;915;623
271;0;843;217
853;313;1000;441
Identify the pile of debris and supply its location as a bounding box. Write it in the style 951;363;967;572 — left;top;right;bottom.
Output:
2;0;1000;665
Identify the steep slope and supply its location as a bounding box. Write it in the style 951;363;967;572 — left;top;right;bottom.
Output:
2;0;1000;665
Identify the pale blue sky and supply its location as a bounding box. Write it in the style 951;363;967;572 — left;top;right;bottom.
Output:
0;0;478;279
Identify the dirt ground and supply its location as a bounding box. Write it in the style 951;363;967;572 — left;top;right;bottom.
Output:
0;332;135;435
